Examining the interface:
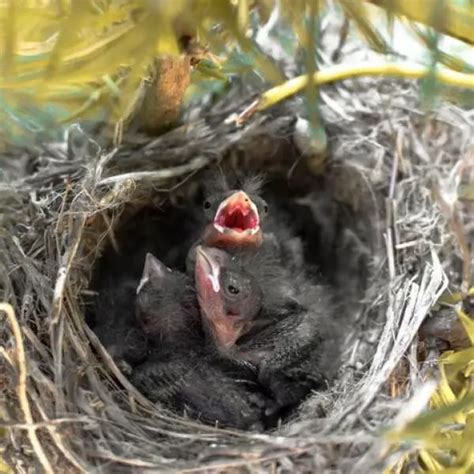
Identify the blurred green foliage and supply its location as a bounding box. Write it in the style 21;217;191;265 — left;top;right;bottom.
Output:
0;0;473;147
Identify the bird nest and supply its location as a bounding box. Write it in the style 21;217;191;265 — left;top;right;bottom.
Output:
0;76;471;473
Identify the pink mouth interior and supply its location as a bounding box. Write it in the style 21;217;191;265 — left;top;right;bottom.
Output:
215;204;259;232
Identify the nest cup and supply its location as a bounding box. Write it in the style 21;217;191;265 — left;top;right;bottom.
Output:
0;78;469;472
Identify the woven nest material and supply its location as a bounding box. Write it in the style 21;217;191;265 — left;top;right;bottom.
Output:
0;73;472;473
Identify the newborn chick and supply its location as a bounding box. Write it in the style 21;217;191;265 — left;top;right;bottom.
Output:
194;244;295;351
132;354;267;430
186;174;307;272
199;175;269;250
194;245;264;349
186;176;269;273
195;245;337;415
235;288;334;413
132;252;269;430
135;253;202;351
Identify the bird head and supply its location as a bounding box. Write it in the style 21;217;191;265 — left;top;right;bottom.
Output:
201;188;268;248
194;245;263;349
136;253;197;339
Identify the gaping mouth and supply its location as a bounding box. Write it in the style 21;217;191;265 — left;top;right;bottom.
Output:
195;246;243;348
213;191;260;235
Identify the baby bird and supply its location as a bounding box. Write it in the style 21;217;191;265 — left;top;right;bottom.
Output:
195;244;337;416
131;252;269;430
198;174;269;249
132;354;267;430
194;245;264;349
135;253;202;351
186;174;305;274
194;244;294;350
186;175;268;272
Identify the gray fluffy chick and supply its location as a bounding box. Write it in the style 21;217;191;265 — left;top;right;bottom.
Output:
131;252;270;430
195;245;340;417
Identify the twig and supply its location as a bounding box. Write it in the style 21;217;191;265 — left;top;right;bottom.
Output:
230;61;474;125
0;417;92;430
0;303;54;474
28;389;87;472
331;16;350;62
98;157;209;186
385;130;403;280
50;213;87;325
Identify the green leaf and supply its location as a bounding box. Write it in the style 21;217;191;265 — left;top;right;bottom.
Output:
389;393;474;441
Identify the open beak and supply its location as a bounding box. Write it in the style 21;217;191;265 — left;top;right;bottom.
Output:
195;246;244;349
213;191;260;236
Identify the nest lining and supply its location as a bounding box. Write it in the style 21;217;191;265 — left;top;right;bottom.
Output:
0;77;471;473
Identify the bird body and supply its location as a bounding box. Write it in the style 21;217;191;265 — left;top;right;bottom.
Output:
195;244;336;415
135;253;203;351
131;252;270;430
131;352;267;430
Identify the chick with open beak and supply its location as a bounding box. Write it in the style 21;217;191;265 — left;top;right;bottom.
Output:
185;176;270;274
194;245;263;350
203;190;265;248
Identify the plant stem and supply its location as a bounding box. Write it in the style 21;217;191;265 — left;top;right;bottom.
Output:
233;61;474;123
